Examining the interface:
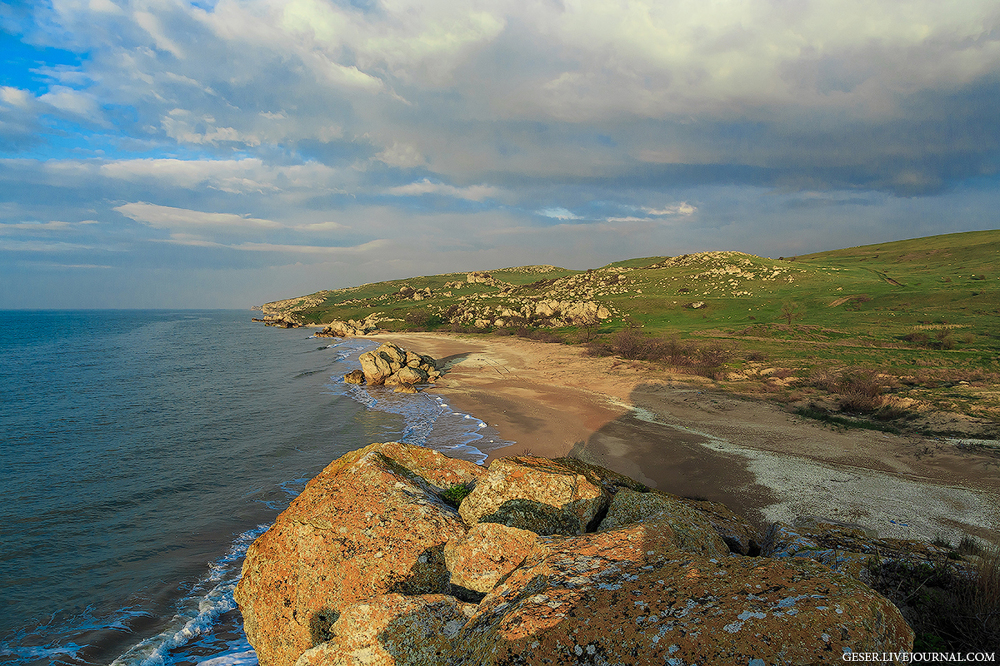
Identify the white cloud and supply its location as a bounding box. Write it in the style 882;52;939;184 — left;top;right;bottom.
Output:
134;10;185;59
387;179;500;201
0;239;95;252
0;221;74;232
605;216;654;223
643;203;697;216
537;207;582;220
294;221;349;232
156;236;389;254
115;202;282;230
0;87;33;108
97;158;348;195
375;142;427;168
38;86;101;120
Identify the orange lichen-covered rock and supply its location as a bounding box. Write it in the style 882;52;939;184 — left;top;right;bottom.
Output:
444;522;539;597
676;494;762;555
458;456;607;535
457;525;914;665
597;488;730;557
234;442;485;666
294;594;476;666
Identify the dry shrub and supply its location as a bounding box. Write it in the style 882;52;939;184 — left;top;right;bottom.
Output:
970;545;1000;642
836;368;885;413
587;331;730;378
808;367;840;392
867;544;1000;651
903;329;956;350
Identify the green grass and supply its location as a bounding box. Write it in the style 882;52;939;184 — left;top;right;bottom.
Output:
440;482;474;508
260;231;1000;430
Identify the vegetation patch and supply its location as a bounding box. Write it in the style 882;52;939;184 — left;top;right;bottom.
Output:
794;406;901;434
441;483;474;508
866;544;1000;652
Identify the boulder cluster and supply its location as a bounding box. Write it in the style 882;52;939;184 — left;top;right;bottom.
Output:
316;319;379;338
235;443;915;666
254;314;303;328
344;343;441;392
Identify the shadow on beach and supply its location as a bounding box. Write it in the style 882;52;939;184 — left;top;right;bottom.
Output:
567;382;778;531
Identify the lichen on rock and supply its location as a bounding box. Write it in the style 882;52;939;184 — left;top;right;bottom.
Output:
235;443;916;666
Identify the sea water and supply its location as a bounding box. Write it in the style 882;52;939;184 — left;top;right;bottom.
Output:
0;310;506;666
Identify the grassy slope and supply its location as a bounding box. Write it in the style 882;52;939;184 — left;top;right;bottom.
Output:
263;230;1000;433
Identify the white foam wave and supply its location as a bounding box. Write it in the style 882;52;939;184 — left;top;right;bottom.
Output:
323;343;509;464
109;525;268;666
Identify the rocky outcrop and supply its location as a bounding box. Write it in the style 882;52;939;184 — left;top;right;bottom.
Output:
316;319;378;337
295;594;476;666
444;523;539;598
258;314;302;328
234;442;485;666
352;343;441;387
459;533;912;666
762;516;952;582
236;445;915;666
458;456;606;535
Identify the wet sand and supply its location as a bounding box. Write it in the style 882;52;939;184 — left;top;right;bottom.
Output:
379;332;1000;545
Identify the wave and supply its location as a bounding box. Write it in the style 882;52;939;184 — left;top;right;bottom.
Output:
108;525;268;666
326;339;510;464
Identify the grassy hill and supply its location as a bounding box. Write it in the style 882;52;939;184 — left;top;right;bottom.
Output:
261;230;1000;436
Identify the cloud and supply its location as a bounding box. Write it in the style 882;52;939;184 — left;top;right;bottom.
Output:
0;239;96;252
537;207;582;220
375;143;427;168
0;221;74;232
387;179;500;201
643;203;697;216
114;202;283;230
156;237;390;255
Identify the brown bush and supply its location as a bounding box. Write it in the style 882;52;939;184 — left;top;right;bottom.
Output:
868;543;1000;652
837;368;885;413
587;331;730;378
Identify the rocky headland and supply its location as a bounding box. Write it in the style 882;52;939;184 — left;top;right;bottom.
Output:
234;441;930;666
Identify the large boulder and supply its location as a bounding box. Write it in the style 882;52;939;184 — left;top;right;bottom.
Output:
295;594;476;666
597;488;730;558
356;344;438;387
444;523;539;598
234;442;485;666
458;456;607;535
457;524;914;665
597;487;760;555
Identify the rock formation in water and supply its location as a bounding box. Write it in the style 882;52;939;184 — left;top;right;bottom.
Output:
352;343;441;387
235;443;917;666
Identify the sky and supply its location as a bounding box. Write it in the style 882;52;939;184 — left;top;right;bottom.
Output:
1;0;998;308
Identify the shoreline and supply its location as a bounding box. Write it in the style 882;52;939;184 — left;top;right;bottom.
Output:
376;331;1000;545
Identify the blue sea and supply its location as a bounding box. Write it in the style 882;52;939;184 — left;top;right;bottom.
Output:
0;310;505;666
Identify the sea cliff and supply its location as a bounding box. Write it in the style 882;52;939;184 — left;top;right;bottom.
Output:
234;441;924;666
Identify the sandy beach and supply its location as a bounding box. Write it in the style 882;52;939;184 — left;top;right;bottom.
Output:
378;332;1000;546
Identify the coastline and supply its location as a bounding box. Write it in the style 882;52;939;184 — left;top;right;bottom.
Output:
378;331;1000;544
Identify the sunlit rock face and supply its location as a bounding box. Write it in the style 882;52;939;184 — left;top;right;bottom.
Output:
236;443;914;666
234;442;484;666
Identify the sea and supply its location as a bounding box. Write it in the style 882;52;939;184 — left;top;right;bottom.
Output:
0;310;506;666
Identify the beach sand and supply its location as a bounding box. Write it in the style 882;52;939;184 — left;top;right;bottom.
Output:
379;332;1000;545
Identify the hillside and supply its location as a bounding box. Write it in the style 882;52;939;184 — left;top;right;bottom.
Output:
259;230;1000;436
